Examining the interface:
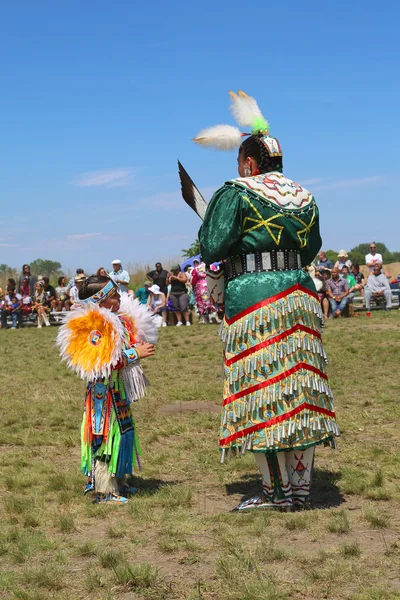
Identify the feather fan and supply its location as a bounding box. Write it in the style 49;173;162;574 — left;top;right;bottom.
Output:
178;161;208;221
193;124;242;151
229;90;269;133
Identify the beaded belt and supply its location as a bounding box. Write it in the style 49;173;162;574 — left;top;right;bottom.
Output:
225;250;302;282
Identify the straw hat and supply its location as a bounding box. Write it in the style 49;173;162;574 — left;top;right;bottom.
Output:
337;249;348;258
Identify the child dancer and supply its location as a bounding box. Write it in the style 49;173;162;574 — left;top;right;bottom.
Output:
56;275;157;504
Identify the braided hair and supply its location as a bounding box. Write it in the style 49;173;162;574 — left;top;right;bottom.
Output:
78;275;112;300
239;135;283;174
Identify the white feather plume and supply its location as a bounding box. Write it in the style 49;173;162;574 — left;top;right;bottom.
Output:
229;90;267;130
119;293;159;344
193;124;242;151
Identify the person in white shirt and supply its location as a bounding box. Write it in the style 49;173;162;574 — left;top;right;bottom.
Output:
365;242;383;273
108;260;130;294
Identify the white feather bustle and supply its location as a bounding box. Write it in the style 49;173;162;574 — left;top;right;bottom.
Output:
119;294;159;344
229;90;267;129
193;125;243;151
55;303;125;381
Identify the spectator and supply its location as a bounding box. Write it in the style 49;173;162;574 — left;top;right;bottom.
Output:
43;277;57;312
67;268;85;292
20;277;33;318
365;264;392;311
365;242;383;272
69;273;86;305
191;259;218;324
7;294;20;329
147;284;167;327
351;263;365;296
96;267;107;277
184;265;196;309
317;251;333;273
135;282;151;305
326;267;350;318
147;262;168;294
18;264;36;296
32;282;50;327
317;269;331;319
0;288;5;328
108;260;130;294
55;276;71;311
167;264;191;326
1;280;23;328
334;250;352;272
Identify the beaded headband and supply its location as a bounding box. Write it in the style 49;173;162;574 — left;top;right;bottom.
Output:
81;279;118;305
192;90;282;157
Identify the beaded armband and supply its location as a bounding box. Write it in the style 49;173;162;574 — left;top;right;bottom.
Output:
123;347;140;364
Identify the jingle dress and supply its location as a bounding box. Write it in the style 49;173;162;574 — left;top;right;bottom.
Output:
200;171;339;506
191;262;216;316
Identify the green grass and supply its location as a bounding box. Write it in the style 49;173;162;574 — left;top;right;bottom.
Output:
0;314;400;599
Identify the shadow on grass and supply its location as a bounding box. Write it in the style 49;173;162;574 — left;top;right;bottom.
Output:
128;476;181;495
224;467;344;508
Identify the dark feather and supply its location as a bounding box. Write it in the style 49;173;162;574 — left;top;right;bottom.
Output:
178;160;208;221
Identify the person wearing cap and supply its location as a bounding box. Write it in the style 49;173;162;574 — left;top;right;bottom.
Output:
109;260;130;294
135;282;151;305
167;264;190;326
334;250;352;273
147;284;167;327
67;268;85;292
69;273;86;305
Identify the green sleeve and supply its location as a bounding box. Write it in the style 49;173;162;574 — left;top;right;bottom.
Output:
298;198;322;266
199;185;242;264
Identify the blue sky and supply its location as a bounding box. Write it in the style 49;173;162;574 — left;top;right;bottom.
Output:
0;1;398;274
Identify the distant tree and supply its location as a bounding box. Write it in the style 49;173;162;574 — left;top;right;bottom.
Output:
29;259;62;277
349;242;392;265
181;239;201;259
325;250;338;263
0;264;13;274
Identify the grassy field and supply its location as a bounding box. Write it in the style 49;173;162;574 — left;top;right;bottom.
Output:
1;313;400;600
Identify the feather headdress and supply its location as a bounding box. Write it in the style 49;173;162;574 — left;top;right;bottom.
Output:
193;90;280;155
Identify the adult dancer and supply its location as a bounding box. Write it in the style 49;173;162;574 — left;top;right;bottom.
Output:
194;91;339;510
56;275;157;504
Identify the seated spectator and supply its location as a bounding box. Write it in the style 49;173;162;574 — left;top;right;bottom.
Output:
334;250;352;272
317;269;331;319
55;276;71;311
317;251;333;273
1;280;23;329
67;268;85;292
7;294;20;329
147;284;167;327
351;263;365;296
341;264;357;296
20;277;33;317
326;267;350;318
69;273;86;305
18;264;36;296
365;264;392;311
365;242;383;273
109;260;130;294
32;282;50;327
43;277;57;312
135;282;151;305
147;262;168;294
0;288;4;328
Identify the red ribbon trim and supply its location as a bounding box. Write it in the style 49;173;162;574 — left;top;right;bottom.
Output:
219;402;335;446
222;362;327;406
225;324;321;366
224;284;319;325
